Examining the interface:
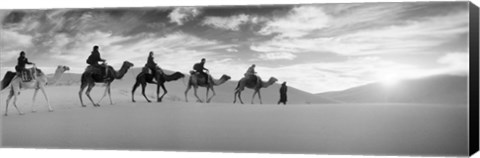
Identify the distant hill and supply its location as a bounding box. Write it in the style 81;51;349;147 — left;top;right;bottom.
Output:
317;75;468;105
49;67;336;104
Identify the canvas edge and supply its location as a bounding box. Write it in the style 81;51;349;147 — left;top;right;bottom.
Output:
469;1;480;156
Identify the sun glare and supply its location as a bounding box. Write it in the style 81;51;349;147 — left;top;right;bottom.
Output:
380;75;402;87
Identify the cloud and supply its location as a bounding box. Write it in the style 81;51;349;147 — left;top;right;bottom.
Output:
0;8;219;72
226;48;238;53
257;52;296;61
437;52;468;75
202;14;263;31
168;7;201;25
0;51;21;66
252;9;468;56
438;53;468;65
324;3;407;33
1;30;34;50
201;44;239;51
0;30;34;64
259;5;331;38
0;4;470;94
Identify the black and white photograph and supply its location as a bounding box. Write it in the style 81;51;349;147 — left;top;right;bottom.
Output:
0;0;478;157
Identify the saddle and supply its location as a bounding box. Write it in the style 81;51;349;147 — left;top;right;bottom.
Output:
85;65;108;77
245;74;260;84
190;71;211;83
141;67;149;73
19;68;37;82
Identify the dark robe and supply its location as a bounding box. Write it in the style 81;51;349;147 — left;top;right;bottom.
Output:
193;62;207;76
15;56;33;72
278;83;288;105
86;50;105;66
145;55;159;75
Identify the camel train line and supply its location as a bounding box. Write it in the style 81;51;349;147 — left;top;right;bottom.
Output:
1;50;282;116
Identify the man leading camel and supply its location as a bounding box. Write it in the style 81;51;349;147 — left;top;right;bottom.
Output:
278;82;288;105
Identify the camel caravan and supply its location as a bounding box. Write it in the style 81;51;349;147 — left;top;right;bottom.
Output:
1;45;288;116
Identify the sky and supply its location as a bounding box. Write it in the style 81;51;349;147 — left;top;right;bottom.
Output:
0;2;470;93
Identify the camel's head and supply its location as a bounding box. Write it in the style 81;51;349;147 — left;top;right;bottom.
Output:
57;65;70;72
269;77;278;83
123;61;134;68
221;74;231;81
173;72;186;78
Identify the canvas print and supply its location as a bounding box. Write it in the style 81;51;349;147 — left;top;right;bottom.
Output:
0;1;474;156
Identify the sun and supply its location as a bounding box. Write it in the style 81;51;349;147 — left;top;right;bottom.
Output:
380;74;402;87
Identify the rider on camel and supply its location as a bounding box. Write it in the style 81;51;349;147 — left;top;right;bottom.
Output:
193;58;209;83
145;51;163;76
244;64;259;81
86;45;108;78
16;51;35;80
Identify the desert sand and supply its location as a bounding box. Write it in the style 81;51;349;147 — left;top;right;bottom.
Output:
1;83;468;156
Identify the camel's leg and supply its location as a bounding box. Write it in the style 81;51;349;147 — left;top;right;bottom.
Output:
233;91;238;103
107;84;113;105
233;86;243;103
4;89;14;116
31;88;39;112
79;82;88;107
156;83;161;102
97;84;109;104
85;83;99;107
132;81;140;102
205;87;210;103
141;82;151;103
184;84;191;102
251;90;258;104
39;86;53;112
193;86;203;103
207;87;216;103
12;87;24;115
159;84;167;102
238;90;244;104
257;90;263;104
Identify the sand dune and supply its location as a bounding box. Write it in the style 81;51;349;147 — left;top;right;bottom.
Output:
318;75;468;104
0;84;468;156
0;69;469;156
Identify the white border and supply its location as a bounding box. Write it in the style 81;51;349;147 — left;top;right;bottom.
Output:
1;0;479;158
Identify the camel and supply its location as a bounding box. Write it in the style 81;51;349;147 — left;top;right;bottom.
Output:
233;76;278;104
78;61;134;107
184;71;231;103
1;65;70;116
132;67;185;103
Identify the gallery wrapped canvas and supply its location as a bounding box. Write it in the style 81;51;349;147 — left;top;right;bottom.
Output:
0;1;478;157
